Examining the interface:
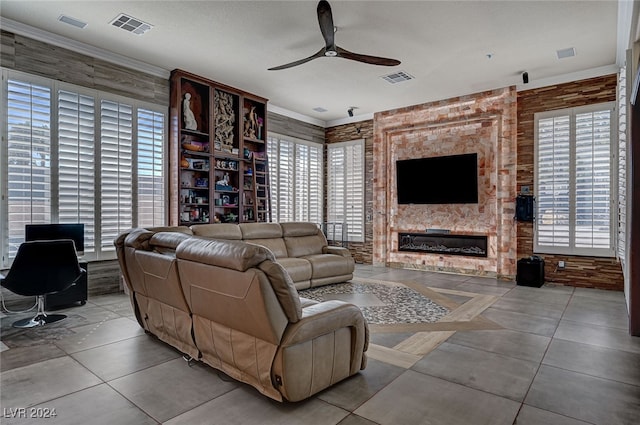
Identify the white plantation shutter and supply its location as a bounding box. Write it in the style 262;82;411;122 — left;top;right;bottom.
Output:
267;134;322;223
2;71;167;266
536;115;571;248
58;89;95;254
295;144;310;221
308;146;323;225
535;103;616;256
100;100;133;252
574;109;612;249
137;109;165;227
6;79;52;258
327;140;364;242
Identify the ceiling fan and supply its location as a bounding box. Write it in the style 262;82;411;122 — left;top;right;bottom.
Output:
268;0;401;71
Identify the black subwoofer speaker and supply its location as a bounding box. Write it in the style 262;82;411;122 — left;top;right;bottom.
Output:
517;257;545;287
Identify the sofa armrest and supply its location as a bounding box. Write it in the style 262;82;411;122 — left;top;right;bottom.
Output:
280;300;368;350
322;246;352;257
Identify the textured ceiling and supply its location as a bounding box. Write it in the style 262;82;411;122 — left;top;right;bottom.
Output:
0;1;621;125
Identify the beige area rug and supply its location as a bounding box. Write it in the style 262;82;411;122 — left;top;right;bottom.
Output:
301;277;503;369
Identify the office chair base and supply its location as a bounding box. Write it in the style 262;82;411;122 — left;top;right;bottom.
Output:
12;313;67;328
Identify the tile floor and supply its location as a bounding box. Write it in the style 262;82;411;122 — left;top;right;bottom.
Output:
1;265;639;424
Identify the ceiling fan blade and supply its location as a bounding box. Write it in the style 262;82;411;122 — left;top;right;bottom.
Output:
268;47;326;71
336;46;401;67
317;0;335;51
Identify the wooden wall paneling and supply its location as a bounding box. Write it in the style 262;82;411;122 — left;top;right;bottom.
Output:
516;74;624;290
1;30;169;105
267;111;324;144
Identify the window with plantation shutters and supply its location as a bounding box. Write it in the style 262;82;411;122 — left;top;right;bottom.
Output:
1;69;166;266
137;109;165;227
100;100;133;252
327;140;364;243
5;79;52;258
267;134;323;224
58;89;96;254
534;102;616;257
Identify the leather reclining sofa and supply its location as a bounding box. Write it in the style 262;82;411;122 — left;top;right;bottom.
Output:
189;222;354;289
114;225;368;402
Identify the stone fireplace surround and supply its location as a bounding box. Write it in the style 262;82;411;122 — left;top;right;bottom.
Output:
373;87;517;278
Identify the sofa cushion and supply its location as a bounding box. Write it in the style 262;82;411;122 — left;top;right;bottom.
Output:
277;257;312;282
150;232;192;254
190;223;242;239
304;254;355;279
240;222;283;239
247;239;288;258
284;235;327;258
258;260;302;322
147;225;193;235
280;222;322;237
177;237;274;271
124;228;155;250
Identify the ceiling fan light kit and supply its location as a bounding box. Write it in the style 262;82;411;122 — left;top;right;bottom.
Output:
268;0;401;70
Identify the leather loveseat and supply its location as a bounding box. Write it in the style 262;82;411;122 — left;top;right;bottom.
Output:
190;222;354;289
114;228;368;402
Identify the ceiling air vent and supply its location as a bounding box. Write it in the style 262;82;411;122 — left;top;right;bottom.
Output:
110;13;153;35
58;15;87;29
313;107;328;113
556;47;576;59
380;71;414;84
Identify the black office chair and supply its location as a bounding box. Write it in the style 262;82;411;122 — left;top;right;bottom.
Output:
0;239;86;328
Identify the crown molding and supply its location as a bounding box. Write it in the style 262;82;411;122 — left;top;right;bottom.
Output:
1;17;170;79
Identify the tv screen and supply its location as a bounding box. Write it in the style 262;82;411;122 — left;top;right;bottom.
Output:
396;153;478;204
25;223;85;255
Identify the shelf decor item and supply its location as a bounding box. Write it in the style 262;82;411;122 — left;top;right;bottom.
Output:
215;90;236;153
183;93;198;130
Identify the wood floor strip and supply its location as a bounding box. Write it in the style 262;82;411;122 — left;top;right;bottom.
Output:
366;344;422;369
393;331;456;356
438;294;499;322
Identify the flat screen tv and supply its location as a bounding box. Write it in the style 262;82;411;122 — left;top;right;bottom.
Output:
25;223;85;255
396;153;478;204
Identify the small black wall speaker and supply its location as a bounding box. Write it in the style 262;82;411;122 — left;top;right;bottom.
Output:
515;195;534;222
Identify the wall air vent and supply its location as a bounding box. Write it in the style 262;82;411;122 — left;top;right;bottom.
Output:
58;15;87;29
556;47;576;59
380;71;414;84
110;13;153;35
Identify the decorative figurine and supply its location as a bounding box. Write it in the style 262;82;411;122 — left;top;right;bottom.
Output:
183;93;198;130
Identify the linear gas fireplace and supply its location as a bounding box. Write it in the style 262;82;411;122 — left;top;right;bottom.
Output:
398;232;488;258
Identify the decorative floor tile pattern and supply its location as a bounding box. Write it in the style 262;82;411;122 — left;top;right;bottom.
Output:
2;265;637;425
299;280;450;324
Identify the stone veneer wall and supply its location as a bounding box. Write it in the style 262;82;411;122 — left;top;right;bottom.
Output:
373;87;518;278
325;120;374;263
517;74;624;290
